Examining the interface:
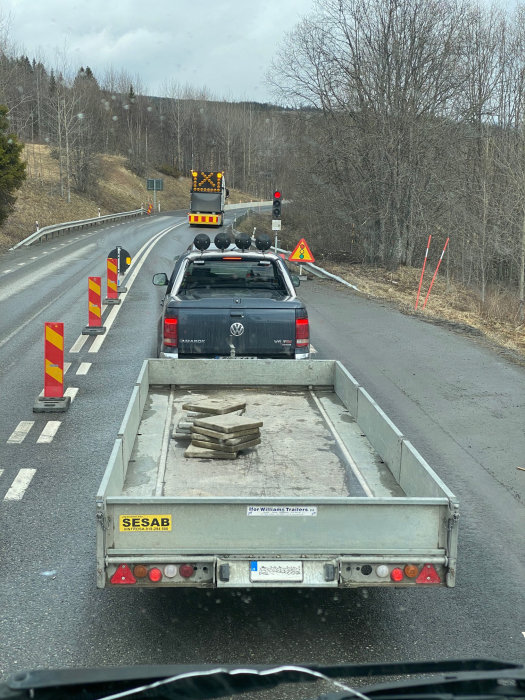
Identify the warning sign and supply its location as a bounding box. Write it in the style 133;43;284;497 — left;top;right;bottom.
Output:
288;238;315;263
119;515;172;532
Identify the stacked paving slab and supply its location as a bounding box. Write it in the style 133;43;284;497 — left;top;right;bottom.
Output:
177;398;262;460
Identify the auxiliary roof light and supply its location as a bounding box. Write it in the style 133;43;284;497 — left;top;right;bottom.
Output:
194;233;211;250
214;232;232;250
255;233;272;251
235;232;252;250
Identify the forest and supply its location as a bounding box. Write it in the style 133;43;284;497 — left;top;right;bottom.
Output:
1;0;525;317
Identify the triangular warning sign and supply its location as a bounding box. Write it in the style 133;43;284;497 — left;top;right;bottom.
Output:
288;238;315;263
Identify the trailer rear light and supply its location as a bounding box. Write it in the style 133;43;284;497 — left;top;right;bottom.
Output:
376;565;389;578
133;565;148;579
164;564;178;578
416;564;441;584
110;564;136;585
295;310;309;348
390;567;404;582
179;564;194;578
163;317;178;347
148;567;162;582
404;564;419;578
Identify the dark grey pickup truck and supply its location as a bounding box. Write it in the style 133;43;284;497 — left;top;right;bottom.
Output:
152;232;310;359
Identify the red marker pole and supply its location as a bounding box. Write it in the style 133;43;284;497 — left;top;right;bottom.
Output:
33;323;71;412
415;234;431;310
422;238;449;309
83;276;106;335
104;258;120;305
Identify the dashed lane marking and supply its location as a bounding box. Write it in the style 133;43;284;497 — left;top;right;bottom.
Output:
69;334;89;353
4;469;36;500
76;362;91;375
2;269;12;273
310;345;317;354
64;387;79;402
7;421;35;444
36;421;61;444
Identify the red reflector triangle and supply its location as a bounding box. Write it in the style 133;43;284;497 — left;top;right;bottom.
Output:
416;564;441;584
110;564;136;585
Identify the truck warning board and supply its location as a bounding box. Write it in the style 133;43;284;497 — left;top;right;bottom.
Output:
289;238;315;263
119;515;172;531
191;171;223;193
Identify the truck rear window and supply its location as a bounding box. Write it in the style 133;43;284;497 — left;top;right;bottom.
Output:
179;259;287;292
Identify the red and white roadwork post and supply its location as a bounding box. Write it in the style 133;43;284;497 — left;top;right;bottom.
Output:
82;276;106;335
415;234;432;310
33;322;71;413
423;238;450;309
104;258;121;305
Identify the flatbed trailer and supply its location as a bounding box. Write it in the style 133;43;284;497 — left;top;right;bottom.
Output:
96;359;459;589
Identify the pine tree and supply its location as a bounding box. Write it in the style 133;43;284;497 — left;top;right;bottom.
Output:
0;105;27;225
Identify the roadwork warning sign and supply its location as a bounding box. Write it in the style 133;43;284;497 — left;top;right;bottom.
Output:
288;238;315;263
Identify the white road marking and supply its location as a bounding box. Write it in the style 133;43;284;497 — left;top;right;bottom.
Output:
37;421;61;444
17;262;25;266
4;469;36;500
2;269;12;273
0;469;3;478
7;421;34;444
310;345;317;354
64;387;79;402
64;362;71;375
69;334;89;353
76;362;91;375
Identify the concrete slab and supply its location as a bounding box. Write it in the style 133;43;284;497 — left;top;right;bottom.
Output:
194;414;263;433
182;398;246;415
184;445;239;459
192;437;261;453
191;425;260;441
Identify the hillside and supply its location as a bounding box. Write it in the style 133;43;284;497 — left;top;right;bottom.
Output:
0;144;257;253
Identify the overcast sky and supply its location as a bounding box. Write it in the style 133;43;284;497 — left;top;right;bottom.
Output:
2;0;317;103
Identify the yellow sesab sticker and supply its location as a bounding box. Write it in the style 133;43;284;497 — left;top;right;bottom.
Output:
119;515;172;532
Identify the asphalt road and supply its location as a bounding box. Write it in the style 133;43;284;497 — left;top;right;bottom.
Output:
0;213;523;682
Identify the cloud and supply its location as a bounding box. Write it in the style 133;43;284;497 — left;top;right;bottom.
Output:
2;0;316;101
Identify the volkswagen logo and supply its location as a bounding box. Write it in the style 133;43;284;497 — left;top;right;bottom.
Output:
230;322;245;336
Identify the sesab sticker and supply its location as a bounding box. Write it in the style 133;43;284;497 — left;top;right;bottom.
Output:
119;515;172;532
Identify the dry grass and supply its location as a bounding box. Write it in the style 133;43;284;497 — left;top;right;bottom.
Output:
238;212;525;361
0;144;255;253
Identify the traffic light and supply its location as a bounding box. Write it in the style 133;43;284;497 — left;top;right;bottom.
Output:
272;190;282;219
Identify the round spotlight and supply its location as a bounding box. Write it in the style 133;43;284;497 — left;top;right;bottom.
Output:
193;233;210;251
255;233;272;251
235;232;251;250
214;232;232;250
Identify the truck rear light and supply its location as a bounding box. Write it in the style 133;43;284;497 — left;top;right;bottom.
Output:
133;565;148;579
295;310;309;348
390;567;404;582
110;564;136;585
179;564;194;578
164;564;178;578
148;567;162;582
416;563;441;584
163;317;178;347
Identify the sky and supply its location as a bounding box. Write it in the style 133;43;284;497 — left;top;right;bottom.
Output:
1;0;318;103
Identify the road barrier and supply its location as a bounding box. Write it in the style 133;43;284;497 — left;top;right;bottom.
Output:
83;277;106;335
33;322;71;413
104;258;120;305
9;208;145;250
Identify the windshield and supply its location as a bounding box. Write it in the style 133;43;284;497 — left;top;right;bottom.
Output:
178;258;288;294
0;0;524;694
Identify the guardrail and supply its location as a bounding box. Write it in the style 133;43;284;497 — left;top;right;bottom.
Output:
9;209;145;251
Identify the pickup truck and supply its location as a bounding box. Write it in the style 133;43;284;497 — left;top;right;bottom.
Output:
96;358;459;589
152;232;309;359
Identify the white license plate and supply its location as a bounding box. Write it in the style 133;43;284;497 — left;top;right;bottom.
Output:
250;561;303;582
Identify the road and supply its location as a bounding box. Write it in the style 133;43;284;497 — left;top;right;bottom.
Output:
0;212;523;680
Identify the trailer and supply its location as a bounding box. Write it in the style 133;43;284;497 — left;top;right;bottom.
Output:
96;359;459;589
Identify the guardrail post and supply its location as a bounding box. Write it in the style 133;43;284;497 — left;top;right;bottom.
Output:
33;322;71;413
83;277;106;335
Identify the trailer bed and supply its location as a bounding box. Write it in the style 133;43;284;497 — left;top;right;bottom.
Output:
121;386;405;500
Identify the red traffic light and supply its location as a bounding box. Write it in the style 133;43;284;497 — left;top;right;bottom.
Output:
273;190;281;199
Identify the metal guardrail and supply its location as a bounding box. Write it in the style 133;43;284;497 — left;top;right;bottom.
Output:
9;208;145;251
273;245;360;292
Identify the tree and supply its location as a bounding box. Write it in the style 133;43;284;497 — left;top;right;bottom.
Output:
0;104;26;224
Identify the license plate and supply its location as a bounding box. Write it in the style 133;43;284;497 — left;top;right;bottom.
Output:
250;561;303;582
216;356;258;360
